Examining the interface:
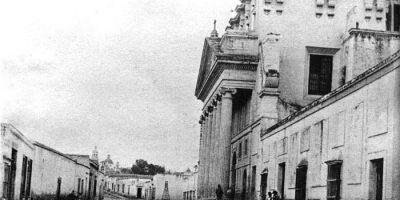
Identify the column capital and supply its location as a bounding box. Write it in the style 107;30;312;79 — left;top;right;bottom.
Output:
215;93;222;102
207;105;214;113
212;99;218;107
199;115;206;124
219;87;237;96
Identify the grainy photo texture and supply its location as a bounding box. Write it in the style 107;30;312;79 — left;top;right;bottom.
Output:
1;1;400;200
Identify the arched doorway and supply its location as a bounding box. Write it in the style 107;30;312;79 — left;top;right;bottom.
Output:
242;169;247;200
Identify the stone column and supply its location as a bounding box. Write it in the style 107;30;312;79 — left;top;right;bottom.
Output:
219;88;236;196
206;106;214;197
202;113;209;198
210;99;218;197
198;117;205;199
215;95;222;190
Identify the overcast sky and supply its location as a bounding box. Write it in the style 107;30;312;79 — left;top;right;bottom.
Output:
0;0;237;171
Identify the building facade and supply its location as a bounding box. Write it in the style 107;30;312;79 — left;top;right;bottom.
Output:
106;174;153;198
195;0;400;200
1;123;105;200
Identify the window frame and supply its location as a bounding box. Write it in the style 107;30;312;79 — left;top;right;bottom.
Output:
304;46;339;100
326;160;342;200
308;54;333;95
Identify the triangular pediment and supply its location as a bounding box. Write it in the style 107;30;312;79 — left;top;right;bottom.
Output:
194;38;221;99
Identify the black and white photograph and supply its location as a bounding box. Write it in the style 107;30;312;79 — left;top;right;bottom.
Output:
1;0;400;200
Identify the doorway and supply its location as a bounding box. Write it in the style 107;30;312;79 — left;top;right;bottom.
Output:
137;187;143;198
260;170;268;200
369;159;384;200
278;163;285;199
242;169;247;200
295;165;307;200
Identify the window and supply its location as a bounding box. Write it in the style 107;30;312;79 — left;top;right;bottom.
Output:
239;143;242;158
81;179;84;194
369;159;384;200
20;156;27;200
3;163;11;199
327;161;342;200
244;139;248;156
295;165;307;200
78;178;81;193
10;149;17;200
26;159;32;198
386;2;400;32
308;55;333;95
278;163;286;199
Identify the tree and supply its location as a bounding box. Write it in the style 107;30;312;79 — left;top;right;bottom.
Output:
131;159;165;175
120;168;132;174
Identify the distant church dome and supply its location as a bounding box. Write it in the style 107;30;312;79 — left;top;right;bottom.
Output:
103;154;113;164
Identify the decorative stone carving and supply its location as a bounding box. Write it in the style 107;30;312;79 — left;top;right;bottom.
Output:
207;105;214;113
260;33;281;88
219;87;237;96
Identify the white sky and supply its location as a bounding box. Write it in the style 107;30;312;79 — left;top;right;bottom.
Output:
0;0;237;171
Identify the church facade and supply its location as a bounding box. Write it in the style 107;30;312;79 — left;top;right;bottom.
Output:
195;0;400;200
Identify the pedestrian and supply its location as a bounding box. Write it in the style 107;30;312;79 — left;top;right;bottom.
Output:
67;190;76;200
271;190;280;200
216;184;223;200
267;192;272;200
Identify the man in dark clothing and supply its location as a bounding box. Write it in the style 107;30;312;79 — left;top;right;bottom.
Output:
216;185;223;200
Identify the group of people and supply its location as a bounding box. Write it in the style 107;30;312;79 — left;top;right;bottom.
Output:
266;190;281;200
216;185;281;200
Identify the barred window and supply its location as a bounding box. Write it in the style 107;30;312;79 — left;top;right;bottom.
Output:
308;55;333;95
327;161;342;200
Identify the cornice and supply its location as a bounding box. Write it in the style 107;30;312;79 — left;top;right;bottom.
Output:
195;55;258;101
343;28;400;44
